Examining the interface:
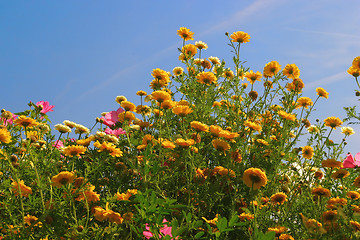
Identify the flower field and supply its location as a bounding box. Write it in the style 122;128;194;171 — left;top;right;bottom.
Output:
1;27;360;239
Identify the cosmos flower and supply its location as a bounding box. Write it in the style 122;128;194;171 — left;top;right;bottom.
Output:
100;107;125;127
36;101;55;114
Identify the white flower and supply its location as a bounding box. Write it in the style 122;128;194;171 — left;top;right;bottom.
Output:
341;126;355;136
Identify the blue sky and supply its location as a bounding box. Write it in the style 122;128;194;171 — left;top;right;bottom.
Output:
1;0;360;154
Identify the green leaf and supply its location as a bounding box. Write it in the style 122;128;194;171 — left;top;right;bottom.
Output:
194;231;205;239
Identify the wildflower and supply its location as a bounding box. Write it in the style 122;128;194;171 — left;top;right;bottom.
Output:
286;78;305;92
182;44;197;57
196;71;217;85
136;90;147;96
161;139;176;149
278;234;294;240
143;219;176;239
296;97;313;109
24;214;42;227
347;191;360;200
245;70;262;84
283;64;300;79
177;27;194;41
341;126;355;136
324;117;343;129
270;192;288;205
322;159;342;168
54;124;71;133
248;90;258;101
51;171;76;187
267;226;287;235
62;145;87;157
104;127;126;137
223;69;234;79
348;65;360;78
210;125;224;137
230;31;250;43
190;121;209;132
352;56;360;69
202;214;219;226
354;176;360;187
263;61;281;77
94;141;123;157
151;90;171;103
121;101;136;112
63;120;77;128
195;41;208;50
302;146;314;159
14;115;39;128
243;168;268;189
0;128;11;143
74;124;90;134
208;56;221;65
307;125;320;134
115;189;138;201
278;110;296;121
175;138;195;148
172;67;184;76
118;112;136;123
316;87;329;99
213;166;235;178
322;210;337;223
12;180;32;197
244;120;262;133
311;186;331;198
212;139;230;154
36;101;54;114
331;169;350;180
115;95;127;104
152;68;170;82
239;212;254;221
300;213;326;234
172;105;193;117
350;220;360;232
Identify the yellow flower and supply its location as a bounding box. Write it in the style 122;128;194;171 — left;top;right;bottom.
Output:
177;27;194;41
172;105;193;117
12;180;32;197
0;128;11;143
136;90;147;96
195;41;208;50
24;214;42;227
311;186;331;198
352;56;360;70
302;146;314;159
74;124;90;134
172;67;184;76
175;138;195;148
118;111;136;123
300;213;326;235
350;220;360;232
286;78;304;92
196;71;217;85
324;117;343;129
347;191;360;200
212;139;230;153
14;115;39;128
182;44;197;57
331;169;350;180
321;158;342;168
202;214;219;226
244;120;262;133
341;126;355;136
245;70;262;84
190;121;209;132
296;97;313;109
62;145;87;157
263;61;281;77
348;66;360;77
152;68;170;82
209;125;224;137
151;90;171;103
115;96;127;104
94;140;123;157
222;69;234;79
283;64;300;79
51;171;76;187
54;124;71;133
120;101;136;112
316;87;329;99
322;210;337;223
270;192;288;205
278;110;296;121
230;31;250;43
354;176;360;188
243;168;268;189
208;56;221;65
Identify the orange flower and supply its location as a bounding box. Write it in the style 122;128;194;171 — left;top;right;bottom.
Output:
316;87;329;99
212;139;230;153
196;71;217;85
12;180;32;197
14;115;39;128
243;168;268;189
283;64;300;79
190;121;209;132
263;61;281;77
177;27;194;41
51;171;76;188
230;31;250;43
62;145;87;157
151;90;171;103
172;105;193;117
324;117;343;129
245;70;262;84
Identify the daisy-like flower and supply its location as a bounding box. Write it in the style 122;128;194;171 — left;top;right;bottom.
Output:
62;145;87;157
347;191;360;200
278;110;296;121
75;184;100;203
278;234;294;240
0;128;11;143
327;197;347;209
316;87;329;99
341;126;355;136
245;70;262;84
212;139;230;153
302;146;314;159
14;115;39;128
24;214;42;227
195;41;208;50
300;213;326;234
175;138;195;148
307;125;320;134
151;90;171;103
296;97;313;109
172;105;193;117
208;56;221;65
270;192;288;205
152;68;170;82
350;220;360;232
115;96;127;104
243;168;268;189
263;61;281;78
115;189;138;201
54;124;71;133
223;69;235;79
12;180;32;197
118;111;136;123
230;31;250;43
321;158;342;168
354;176;360;188
268;226;287;236
283;64;300;79
190;121;209;132
212;166;235;178
136;90;147;96
172;67;184;76
120;101;136;112
94;140;123;157
160;100;175;110
348;66;360;78
352;56;360;70
311;186;331;198
322;210;337;223
209;125;224;137
239;212;254;221
36;101;54;114
177;27;194;41
244;120;262;133
196;71;217;85
182;44;197;57
74;124;90;134
161;139;176;149
286;78;305;92
324;117;343;129
331;169;350;180
51;171;76;188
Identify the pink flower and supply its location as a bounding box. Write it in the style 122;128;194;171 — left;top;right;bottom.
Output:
104;127;126;136
100;107;124;127
143;219;178;239
53;140;64;149
342;152;360;168
36;101;55;114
